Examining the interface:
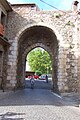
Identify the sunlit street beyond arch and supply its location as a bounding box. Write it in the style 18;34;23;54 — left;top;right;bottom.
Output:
25;47;53;90
25;78;53;90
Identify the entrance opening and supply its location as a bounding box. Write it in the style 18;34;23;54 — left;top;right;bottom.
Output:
25;47;53;90
17;25;59;93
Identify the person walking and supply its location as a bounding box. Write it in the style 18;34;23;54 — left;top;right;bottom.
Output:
45;75;48;83
30;76;35;89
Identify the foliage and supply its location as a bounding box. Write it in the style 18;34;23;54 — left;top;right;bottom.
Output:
54;13;61;18
27;48;52;74
35;70;42;76
65;21;75;27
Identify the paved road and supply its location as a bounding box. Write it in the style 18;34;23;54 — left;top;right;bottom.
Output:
0;80;80;120
25;79;53;90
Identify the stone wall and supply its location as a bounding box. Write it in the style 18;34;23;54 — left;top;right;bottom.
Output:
5;4;80;93
0;42;8;90
0;44;4;88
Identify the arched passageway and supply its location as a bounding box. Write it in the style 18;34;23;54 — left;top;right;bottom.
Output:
25;47;53;90
16;25;59;93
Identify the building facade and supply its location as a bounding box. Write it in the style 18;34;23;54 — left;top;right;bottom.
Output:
0;0;11;90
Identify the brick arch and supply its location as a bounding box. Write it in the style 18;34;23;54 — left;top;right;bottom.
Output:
16;25;60;93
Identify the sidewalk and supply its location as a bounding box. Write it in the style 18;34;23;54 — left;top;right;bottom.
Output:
0;90;13;100
61;92;80;107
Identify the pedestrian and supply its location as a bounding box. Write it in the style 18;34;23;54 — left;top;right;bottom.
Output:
30;76;35;89
45;75;48;83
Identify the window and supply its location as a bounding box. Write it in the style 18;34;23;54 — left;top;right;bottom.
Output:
1;12;6;26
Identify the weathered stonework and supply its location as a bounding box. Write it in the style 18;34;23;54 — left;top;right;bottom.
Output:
0;44;4;88
0;40;9;90
5;4;80;93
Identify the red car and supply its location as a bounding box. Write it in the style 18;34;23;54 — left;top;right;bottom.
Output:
33;75;39;79
27;75;39;79
28;75;32;79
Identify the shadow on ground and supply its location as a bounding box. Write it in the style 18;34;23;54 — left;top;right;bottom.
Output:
0;112;25;120
0;88;64;106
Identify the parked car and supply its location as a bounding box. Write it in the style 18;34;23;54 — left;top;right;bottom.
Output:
33;75;39;79
39;74;52;80
28;75;33;79
39;74;46;80
28;75;39;79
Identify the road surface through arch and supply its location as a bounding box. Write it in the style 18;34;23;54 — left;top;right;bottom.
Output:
25;78;53;90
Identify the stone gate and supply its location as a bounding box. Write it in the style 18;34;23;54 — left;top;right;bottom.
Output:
4;3;80;93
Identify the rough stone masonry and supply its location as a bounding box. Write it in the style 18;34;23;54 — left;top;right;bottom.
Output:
5;3;80;93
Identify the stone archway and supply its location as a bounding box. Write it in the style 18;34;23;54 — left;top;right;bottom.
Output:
16;25;59;93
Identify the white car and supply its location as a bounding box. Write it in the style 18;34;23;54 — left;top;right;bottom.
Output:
39;74;52;80
39;74;46;80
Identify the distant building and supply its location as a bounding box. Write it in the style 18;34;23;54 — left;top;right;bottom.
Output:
25;71;35;78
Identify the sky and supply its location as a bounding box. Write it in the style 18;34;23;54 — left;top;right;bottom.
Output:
7;0;80;10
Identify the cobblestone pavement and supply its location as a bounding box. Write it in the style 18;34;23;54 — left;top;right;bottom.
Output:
0;80;80;120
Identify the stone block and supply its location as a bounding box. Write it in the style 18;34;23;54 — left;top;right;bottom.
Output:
7;76;11;80
10;80;16;84
64;86;68;91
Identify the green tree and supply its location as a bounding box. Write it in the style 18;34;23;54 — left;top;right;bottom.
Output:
27;48;52;74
